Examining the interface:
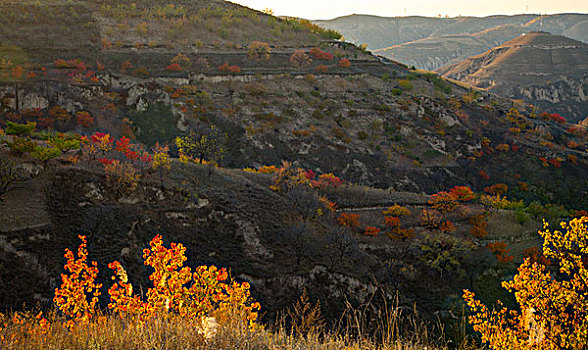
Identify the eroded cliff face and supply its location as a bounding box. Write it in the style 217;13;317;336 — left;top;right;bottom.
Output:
490;74;588;120
2;56;586;203
517;76;587;104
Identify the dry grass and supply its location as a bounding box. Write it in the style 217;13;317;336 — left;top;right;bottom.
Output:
443;77;484;92
0;297;478;349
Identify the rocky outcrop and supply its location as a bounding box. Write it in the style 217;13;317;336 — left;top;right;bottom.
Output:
517;76;587;104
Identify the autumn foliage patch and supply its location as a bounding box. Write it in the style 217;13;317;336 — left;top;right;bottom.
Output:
218;63;241;74
53;235;101;329
337;59;351;68
464;217;588;349
539;112;566;124
52;234;261;331
337;212;361;229
485;241;514;263
309;47;334;61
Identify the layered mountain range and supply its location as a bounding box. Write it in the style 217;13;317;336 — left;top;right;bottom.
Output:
316;14;588;121
315;13;588;70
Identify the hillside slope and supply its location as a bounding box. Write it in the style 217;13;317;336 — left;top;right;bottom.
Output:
437;32;588;122
374;34;490;71
0;0;587;335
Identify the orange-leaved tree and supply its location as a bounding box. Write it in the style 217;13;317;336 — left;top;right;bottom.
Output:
429;190;460;214
383;204;414;241
449;185;475;202
463;217;588;349
486;241;514;263
337;212;361;229
108;235;260;326
247;41;271;61
468;213;489;238
290;50;312;69
53;235;102;328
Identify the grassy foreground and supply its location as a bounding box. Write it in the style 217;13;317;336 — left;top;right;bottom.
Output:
0;306;474;350
0;233;476;349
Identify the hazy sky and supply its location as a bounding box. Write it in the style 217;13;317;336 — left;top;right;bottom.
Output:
230;0;588;20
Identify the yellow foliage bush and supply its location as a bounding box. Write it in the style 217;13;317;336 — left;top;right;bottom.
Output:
51;234;260;333
480;194;511;211
383;204;411;217
108;235;260;326
53;235;101;328
104;160;141;193
464;217;588;349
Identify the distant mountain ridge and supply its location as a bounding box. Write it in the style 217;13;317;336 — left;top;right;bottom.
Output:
314;13;588;71
437;32;588;122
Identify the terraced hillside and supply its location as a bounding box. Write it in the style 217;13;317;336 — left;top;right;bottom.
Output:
0;0;587;341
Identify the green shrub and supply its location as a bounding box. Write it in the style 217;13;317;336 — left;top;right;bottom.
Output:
31;130;56;140
49;136;80;153
126;102;179;146
424;73;452;94
6;121;36;136
526;201;547;219
397;80;413;91
31;145;61;164
6;137;36;155
513;208;530;225
544;204;569;222
390;88;402;96
506;199;525;210
418;233;474;279
525;202;568;222
321;28;342;40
